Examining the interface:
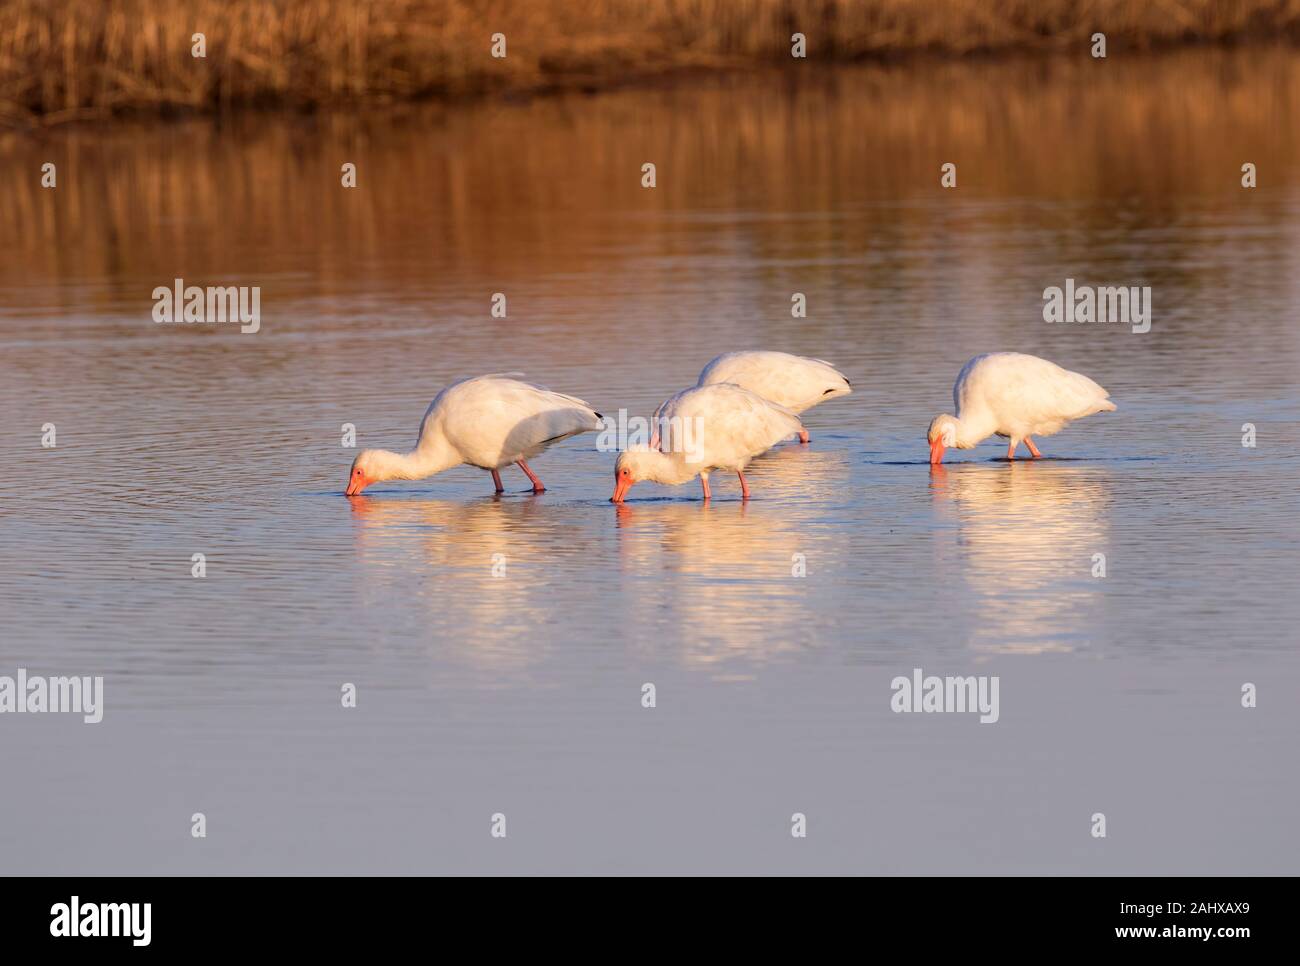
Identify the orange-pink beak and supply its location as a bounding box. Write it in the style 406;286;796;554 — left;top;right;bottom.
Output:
929;439;946;465
611;476;633;503
345;470;371;496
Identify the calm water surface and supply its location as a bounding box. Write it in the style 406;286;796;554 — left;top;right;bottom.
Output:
1;50;1298;873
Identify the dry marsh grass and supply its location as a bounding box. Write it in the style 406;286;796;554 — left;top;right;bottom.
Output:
2;0;1300;124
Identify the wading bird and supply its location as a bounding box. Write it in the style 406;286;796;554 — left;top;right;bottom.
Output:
927;352;1116;464
345;374;602;496
691;350;851;444
612;383;803;502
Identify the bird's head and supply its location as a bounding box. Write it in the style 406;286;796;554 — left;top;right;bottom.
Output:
611;445;666;502
927;414;959;465
345;449;389;496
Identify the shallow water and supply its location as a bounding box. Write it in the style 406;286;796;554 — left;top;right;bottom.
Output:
1;50;1298;874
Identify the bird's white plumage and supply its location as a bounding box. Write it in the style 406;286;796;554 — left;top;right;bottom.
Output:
418;374;602;469
696;350;851;413
939;352;1115;449
657;382;803;474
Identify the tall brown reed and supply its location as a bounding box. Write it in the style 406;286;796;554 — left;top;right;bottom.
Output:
2;0;1299;124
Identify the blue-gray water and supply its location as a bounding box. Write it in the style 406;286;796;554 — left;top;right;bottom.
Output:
1;51;1298;873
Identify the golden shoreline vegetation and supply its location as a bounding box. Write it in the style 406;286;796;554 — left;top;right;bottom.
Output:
2;0;1300;125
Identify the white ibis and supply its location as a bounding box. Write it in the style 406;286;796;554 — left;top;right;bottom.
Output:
345;374;602;495
612;383;803;502
927;352;1116;464
694;350;851;444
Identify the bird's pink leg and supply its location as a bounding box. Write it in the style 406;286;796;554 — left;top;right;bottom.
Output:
517;459;546;494
798;429;810;444
700;476;711;501
1025;436;1042;458
491;469;504;493
737;471;750;500
1007;440;1018;460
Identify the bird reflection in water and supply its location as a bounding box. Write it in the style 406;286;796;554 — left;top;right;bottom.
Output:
345;494;563;671
927;461;1113;656
608;444;851;667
